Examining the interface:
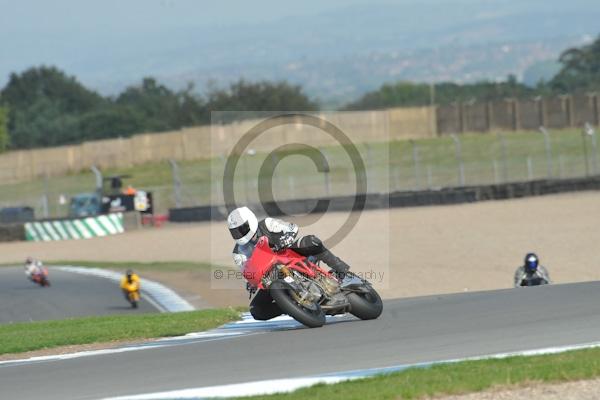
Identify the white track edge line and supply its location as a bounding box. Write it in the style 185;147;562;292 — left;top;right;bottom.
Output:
0;313;344;367
53;266;194;313
0;333;250;368
102;340;600;400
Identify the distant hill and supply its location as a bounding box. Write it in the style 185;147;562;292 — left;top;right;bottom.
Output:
1;0;599;105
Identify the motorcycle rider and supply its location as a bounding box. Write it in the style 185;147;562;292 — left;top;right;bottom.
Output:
24;257;43;280
227;206;352;321
120;269;141;301
514;253;551;287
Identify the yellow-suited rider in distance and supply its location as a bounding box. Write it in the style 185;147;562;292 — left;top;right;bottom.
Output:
121;269;141;308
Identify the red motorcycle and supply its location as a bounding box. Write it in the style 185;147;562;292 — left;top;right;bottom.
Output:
31;267;51;287
244;236;383;328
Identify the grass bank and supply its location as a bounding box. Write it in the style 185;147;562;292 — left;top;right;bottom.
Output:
45;260;217;272
238;347;600;400
0;308;242;355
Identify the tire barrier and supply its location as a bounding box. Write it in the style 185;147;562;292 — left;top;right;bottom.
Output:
24;213;124;242
169;176;600;222
0;224;25;242
0;207;34;224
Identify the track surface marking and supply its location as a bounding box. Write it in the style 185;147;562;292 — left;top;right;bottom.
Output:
0;267;157;323
1;282;600;399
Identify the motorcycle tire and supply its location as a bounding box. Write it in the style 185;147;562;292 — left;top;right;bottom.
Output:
128;293;139;309
269;279;326;328
347;285;383;320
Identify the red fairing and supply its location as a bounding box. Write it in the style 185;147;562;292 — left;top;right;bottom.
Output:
243;236;331;289
31;267;49;282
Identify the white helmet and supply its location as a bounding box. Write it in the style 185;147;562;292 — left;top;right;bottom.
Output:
227;207;258;245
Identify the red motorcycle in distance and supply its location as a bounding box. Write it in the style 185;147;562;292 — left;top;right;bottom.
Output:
244;236;383;328
31;267;51;287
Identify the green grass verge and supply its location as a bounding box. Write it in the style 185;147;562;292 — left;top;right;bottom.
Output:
1;261;232;273
0;308;243;355
45;260;216;272
236;347;600;400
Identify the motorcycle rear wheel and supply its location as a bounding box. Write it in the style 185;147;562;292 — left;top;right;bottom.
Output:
269;280;326;328
128;293;139;308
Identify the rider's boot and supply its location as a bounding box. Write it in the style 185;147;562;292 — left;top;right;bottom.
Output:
317;250;360;287
318;250;349;274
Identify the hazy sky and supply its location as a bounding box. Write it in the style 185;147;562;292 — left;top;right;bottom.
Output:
0;0;374;85
0;0;371;33
1;0;597;97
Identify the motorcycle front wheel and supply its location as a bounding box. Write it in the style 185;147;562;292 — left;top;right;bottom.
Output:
269;280;326;328
347;285;383;320
127;292;139;308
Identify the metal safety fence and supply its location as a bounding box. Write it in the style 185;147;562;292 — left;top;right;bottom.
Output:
0;125;598;219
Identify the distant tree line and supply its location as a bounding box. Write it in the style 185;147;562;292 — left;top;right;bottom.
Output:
0;107;8;152
344;76;534;110
0;69;316;150
0;34;598;151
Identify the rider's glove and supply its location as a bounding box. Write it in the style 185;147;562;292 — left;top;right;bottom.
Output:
518;274;528;286
246;282;257;298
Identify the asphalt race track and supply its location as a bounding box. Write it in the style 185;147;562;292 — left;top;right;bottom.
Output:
0;267;158;323
1;281;600;399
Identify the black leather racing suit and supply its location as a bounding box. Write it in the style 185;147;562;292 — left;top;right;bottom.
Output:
232;217;349;320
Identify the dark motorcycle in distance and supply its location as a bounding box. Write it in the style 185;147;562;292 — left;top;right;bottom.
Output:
519;275;549;287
